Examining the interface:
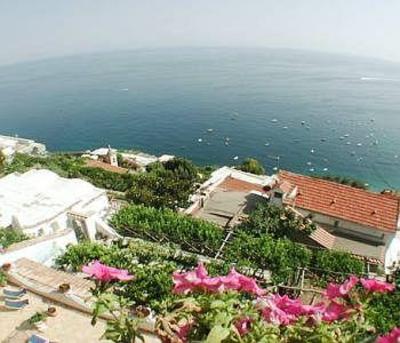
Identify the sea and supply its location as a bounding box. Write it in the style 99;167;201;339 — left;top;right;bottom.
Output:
0;48;399;190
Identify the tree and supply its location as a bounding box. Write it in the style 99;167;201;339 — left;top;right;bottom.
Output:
238;158;265;175
162;157;198;181
238;203;316;240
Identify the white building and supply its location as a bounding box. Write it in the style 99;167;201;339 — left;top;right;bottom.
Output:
0;134;46;162
269;170;400;273
186;166;273;227
85;147;175;172
0;169;115;240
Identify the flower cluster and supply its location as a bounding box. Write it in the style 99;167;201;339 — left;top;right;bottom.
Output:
169;265;397;342
172;262;266;296
256;276;395;327
82;260;134;282
326;276;395;299
377;327;400;343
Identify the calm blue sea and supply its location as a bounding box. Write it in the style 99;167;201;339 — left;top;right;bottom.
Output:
0;48;399;189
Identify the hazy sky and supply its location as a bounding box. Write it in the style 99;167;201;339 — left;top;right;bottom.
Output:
1;0;400;65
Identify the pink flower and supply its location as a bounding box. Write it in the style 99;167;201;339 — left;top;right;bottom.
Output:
257;294;320;326
360;278;395;294
82;261;134;282
325;275;359;299
234;317;252;336
172;263;221;294
176;323;192;343
377;327;400;343
172;264;266;296
221;268;266;296
321;301;349;322
258;295;295;325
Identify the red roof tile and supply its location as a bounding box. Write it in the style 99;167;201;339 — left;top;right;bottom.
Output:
85;159;128;174
218;176;265;193
279;171;400;232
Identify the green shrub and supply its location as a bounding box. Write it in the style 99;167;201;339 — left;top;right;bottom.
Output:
127;158;199;209
28;312;48;325
55;241;118;271
312;249;365;283
237;158;265;175
238;203;316;239
0;228;28;249
224;231;313;283
366;267;400;334
110;205;224;255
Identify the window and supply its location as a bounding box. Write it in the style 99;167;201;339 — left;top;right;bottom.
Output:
334;220;340;228
274;191;283;199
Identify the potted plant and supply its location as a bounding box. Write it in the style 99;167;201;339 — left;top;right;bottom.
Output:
1;263;11;272
28;312;48;330
58;283;71;293
131;305;151;318
47;306;58;317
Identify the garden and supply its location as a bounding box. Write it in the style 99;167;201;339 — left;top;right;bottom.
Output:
110;203;366;285
60;252;400;343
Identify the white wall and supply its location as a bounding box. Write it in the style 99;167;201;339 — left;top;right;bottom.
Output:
294;208;388;244
80;194;109;217
22;212;70;238
385;232;400;273
13;193;109;239
0;230;77;267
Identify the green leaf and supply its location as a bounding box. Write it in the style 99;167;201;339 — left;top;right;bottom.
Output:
204;325;230;343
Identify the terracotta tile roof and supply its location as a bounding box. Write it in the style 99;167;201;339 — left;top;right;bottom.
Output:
279;171;400;232
85;159;128;174
218;176;265;193
309;226;336;249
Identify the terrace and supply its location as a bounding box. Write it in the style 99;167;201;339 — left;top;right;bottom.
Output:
1;258;160;342
193;177;268;227
188;167;273;228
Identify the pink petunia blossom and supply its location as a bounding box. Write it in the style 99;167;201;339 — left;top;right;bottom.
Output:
176;323;192;343
221;268;266;296
377;327;400;343
234;317;252;336
258;295;295;326
82;260;134;282
360;278;395;294
325;275;359;299
256;294;323;326
172;263;220;294
321;301;349;322
172;264;266;296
